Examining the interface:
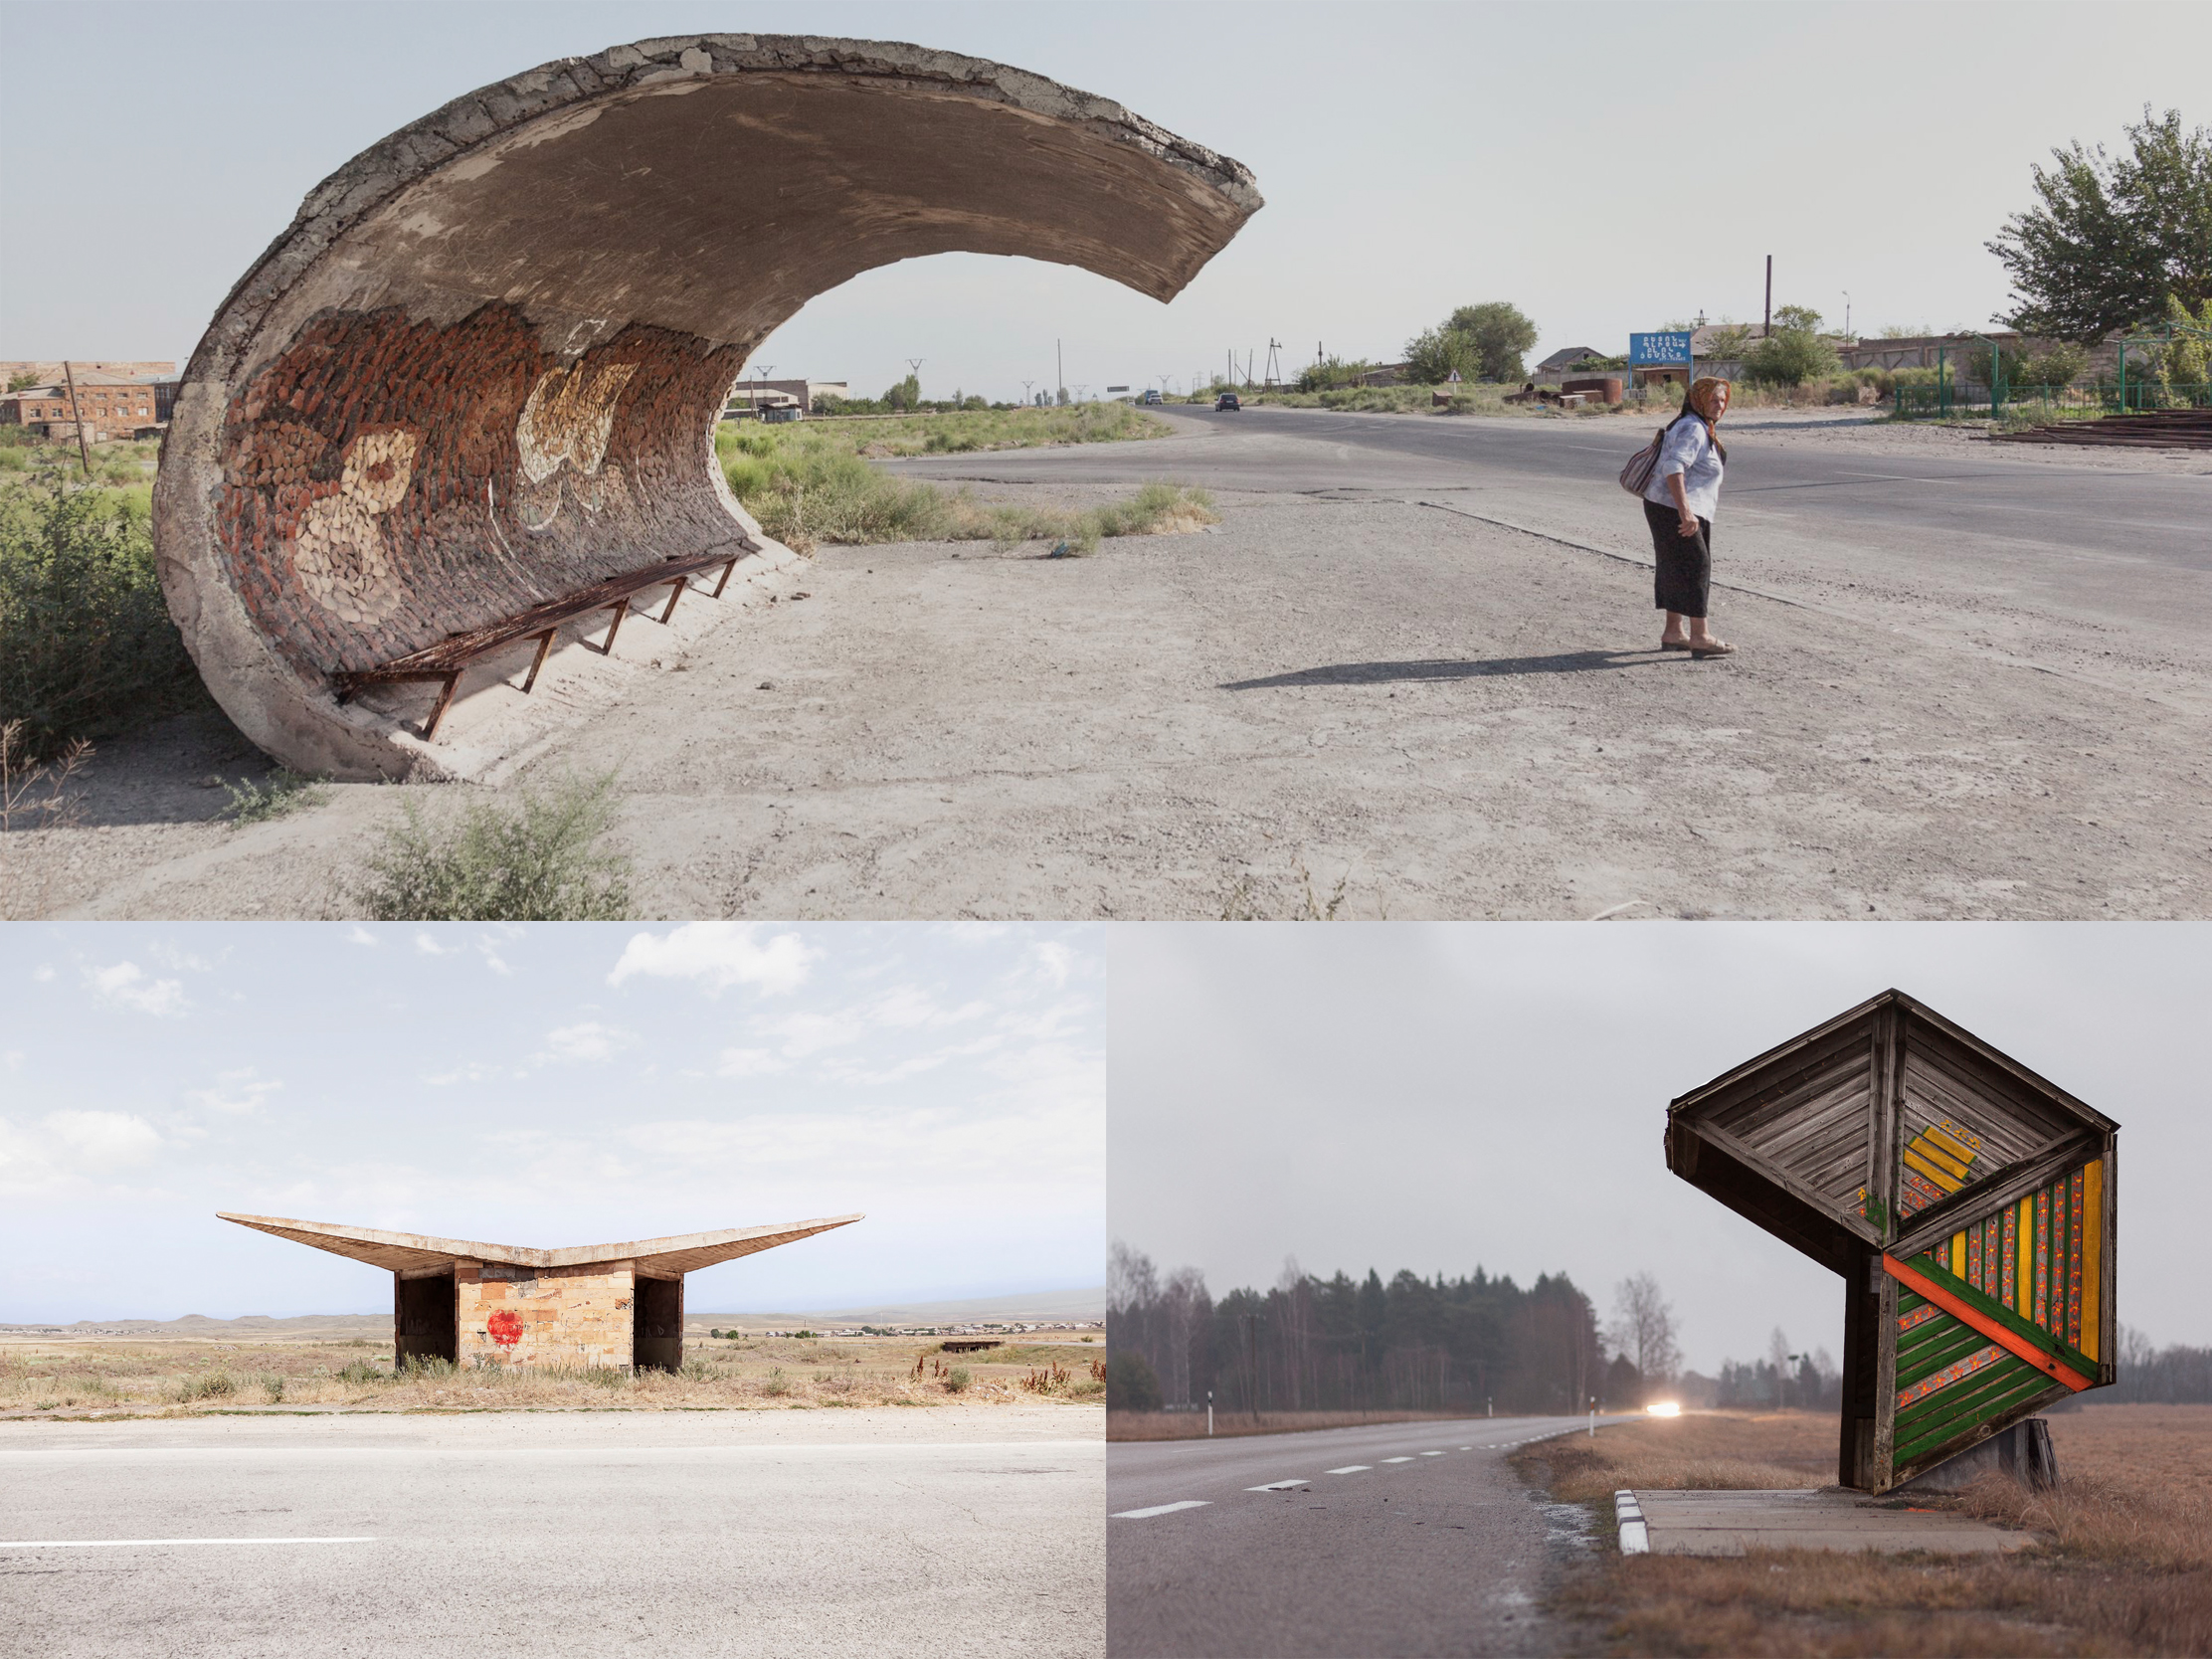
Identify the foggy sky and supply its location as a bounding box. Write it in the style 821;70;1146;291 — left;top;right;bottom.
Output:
1108;923;2208;1375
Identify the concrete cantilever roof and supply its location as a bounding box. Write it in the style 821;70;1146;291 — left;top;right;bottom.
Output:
217;1211;864;1277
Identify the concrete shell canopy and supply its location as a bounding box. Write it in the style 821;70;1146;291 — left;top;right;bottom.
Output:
219;1209;863;1371
153;35;1262;780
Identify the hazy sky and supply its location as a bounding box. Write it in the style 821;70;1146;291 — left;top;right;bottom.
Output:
1109;923;2210;1374
0;922;1102;1322
4;2;2204;400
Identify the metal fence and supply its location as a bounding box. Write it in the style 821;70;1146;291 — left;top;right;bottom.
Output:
1894;381;2212;420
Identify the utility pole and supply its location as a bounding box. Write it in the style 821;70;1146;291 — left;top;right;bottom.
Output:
1763;255;1772;338
62;360;92;476
1021;379;1034;408
1056;339;1063;405
1843;291;1852;342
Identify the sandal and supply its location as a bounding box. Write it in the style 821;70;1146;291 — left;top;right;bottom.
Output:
1660;639;1692;651
1689;640;1735;658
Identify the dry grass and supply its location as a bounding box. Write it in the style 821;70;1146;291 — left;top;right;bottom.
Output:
1520;1405;2212;1657
1110;1407;1488;1441
0;1333;1105;1417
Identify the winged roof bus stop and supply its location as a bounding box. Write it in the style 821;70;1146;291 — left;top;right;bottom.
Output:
1666;990;2117;1494
219;1210;861;1373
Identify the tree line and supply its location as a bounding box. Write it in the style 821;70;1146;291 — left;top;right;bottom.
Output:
1108;1242;1640;1416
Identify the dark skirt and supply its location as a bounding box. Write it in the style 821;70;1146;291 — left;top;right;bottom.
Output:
1643;498;1712;618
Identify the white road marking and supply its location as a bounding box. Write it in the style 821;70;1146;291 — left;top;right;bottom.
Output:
1381;1456;1414;1463
1419;1451;1445;1457
1247;1479;1310;1492
1323;1465;1371;1475
1110;1501;1210;1520
0;1537;377;1549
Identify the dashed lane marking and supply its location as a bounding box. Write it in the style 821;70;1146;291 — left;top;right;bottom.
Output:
1247;1479;1310;1492
1323;1465;1372;1475
1381;1456;1415;1463
1419;1450;1445;1456
1110;1501;1210;1520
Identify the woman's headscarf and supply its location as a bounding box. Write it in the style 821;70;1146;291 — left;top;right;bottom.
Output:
1678;376;1730;461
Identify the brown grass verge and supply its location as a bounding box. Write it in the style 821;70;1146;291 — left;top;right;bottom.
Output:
0;1334;1105;1417
1109;1407;1502;1441
1515;1405;2212;1657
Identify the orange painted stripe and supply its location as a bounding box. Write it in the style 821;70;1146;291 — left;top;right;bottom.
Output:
1883;1253;2094;1391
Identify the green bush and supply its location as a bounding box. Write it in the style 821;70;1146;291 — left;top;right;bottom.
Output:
945;1366;974;1393
0;477;203;759
1744;326;1841;387
1104;1350;1162;1411
354;771;634;921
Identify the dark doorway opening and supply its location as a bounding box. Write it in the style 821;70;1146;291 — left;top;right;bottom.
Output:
634;1275;683;1373
395;1271;457;1368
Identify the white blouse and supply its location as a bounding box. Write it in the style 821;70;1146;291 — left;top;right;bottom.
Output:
1641;415;1725;520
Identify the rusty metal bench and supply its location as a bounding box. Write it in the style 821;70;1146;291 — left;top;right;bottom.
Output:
333;543;754;740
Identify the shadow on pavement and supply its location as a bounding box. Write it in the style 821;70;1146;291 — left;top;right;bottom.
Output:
1219;649;1676;689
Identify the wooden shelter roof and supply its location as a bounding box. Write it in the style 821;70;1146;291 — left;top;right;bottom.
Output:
1665;989;2116;1272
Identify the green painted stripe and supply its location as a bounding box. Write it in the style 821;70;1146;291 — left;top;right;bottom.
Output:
1897;1368;2054;1463
1898;1290;1928;1314
1897;1355;2040;1449
1903;1231;2098;1378
1899;1321;1986;1382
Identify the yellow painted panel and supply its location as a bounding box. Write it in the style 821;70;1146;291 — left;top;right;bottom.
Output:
2018;1198;2035;1315
1917;1129;1977;1181
2082;1160;2103;1362
1903;1146;1966;1193
1950;1232;1967;1276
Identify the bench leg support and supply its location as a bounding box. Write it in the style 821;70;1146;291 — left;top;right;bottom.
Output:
710;556;739;599
658;577;685;625
591;600;630;655
520;629;557;694
419;671;463;742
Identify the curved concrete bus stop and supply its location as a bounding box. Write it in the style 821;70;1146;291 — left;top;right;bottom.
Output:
219;1209;862;1371
153;35;1260;781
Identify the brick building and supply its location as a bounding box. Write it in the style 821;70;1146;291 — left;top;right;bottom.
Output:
1;369;175;440
220;1209;862;1371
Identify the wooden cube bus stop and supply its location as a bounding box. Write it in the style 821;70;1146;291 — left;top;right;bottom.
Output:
219;1210;862;1371
1666;990;2117;1494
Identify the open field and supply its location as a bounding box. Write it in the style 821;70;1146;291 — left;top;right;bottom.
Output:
1516;1404;2212;1657
0;1330;1105;1418
718;405;1201;553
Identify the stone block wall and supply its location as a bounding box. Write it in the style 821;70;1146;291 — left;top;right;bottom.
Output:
456;1258;637;1370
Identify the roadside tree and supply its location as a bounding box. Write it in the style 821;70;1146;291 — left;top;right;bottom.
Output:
1606;1271;1681;1390
1987;105;2212;340
1403;301;1539;383
1744;306;1840;386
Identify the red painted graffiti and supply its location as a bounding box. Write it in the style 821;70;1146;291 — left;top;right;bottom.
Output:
486;1309;523;1348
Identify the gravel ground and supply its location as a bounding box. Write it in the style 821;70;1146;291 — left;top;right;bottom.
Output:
9;468;2206;920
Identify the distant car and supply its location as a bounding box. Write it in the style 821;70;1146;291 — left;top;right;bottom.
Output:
1214;392;1241;411
1141;388;1164;405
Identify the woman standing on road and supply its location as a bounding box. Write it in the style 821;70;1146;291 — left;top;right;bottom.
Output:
1641;376;1733;657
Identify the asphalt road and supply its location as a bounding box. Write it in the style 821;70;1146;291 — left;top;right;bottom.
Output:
1;1411;1102;1658
1108;1415;1620;1658
894;405;2212;664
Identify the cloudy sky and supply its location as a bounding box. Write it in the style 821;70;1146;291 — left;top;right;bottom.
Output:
6;3;2204;399
0;923;1102;1322
1110;923;2210;1373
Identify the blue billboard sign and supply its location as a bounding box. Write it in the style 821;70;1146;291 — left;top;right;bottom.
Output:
1629;331;1694;365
